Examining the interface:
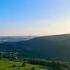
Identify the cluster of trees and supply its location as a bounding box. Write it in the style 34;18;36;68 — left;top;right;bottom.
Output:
0;52;70;70
0;52;18;60
10;59;69;70
27;59;69;70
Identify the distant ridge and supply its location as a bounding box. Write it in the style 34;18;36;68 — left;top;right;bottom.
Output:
0;36;35;43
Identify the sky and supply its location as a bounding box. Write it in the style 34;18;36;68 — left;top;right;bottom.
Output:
0;0;70;36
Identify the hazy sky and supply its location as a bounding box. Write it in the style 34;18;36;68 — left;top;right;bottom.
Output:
0;0;70;36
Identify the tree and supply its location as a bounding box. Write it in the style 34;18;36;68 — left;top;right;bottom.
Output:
11;64;16;67
31;67;35;70
0;52;1;59
21;62;26;67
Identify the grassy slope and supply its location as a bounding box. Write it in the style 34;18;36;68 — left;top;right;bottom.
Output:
0;59;48;70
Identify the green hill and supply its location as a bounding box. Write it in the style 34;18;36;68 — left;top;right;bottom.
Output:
0;34;70;61
22;34;70;60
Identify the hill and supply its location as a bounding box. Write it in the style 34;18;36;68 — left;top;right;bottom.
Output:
21;34;70;59
0;34;70;61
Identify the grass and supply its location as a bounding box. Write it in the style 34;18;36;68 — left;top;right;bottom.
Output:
0;59;48;70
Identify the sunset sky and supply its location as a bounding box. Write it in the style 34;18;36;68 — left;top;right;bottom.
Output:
0;0;70;36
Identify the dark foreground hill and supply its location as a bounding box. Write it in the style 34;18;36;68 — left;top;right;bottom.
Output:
0;34;70;61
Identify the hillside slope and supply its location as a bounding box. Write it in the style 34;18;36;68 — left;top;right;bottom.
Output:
0;34;70;60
